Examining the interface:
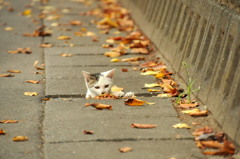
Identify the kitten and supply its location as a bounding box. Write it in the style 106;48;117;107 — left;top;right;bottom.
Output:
82;69;134;98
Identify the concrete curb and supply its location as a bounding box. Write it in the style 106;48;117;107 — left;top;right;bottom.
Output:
120;0;240;146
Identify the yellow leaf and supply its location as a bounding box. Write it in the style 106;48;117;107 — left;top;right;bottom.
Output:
181;108;200;114
22;9;32;16
111;58;121;62
172;123;191;129
60;53;73;57
119;147;133;153
181;109;208;117
57;36;71;40
111;85;124;92
124;98;145;106
155;72;165;79
98;17;119;28
24;92;38;96
4;27;13;31
7;70;21;73
104;51;121;57
105;39;115;43
145;101;155;105
144;83;161;88
13;136;28;141
147;89;161;92
25;80;40;84
140;71;159;75
156;93;172;98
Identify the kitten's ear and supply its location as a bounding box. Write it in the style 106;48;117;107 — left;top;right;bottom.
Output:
82;71;91;82
106;69;115;79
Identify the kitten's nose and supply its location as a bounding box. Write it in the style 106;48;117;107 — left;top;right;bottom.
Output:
102;92;105;94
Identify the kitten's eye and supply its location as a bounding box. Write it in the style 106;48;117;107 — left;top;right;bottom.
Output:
104;85;109;88
95;86;100;89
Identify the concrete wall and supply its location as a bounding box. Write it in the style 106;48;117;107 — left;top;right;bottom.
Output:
120;0;240;146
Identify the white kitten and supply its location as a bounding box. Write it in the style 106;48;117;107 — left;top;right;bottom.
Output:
82;69;134;98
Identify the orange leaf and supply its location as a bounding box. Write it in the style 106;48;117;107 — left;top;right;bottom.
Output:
0;120;18;123
40;43;53;48
124;98;145;106
13;136;28;141
84;103;112;110
179;103;199;109
57;36;71;40
25;80;40;84
192;127;213;136
0;129;6;135
119;147;133;153
201;141;224;149
34;61;45;70
0;74;14;77
7;70;21;73
104;51;121;58
131;123;157;129
121;56;145;62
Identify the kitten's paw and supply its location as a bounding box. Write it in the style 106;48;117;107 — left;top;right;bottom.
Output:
112;91;125;97
124;92;135;98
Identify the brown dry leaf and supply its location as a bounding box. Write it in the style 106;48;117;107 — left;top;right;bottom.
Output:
122;56;145;62
7;50;19;54
70;20;82;26
34;61;45;70
192;127;213;136
97;17;119;28
24;92;38;96
84;103;112;110
8;48;32;54
57;35;71;40
83;130;94;135
104;51;121;58
124;98;145;106
131;48;149;54
102;44;114;48
0;129;6;135
119;147;133;153
60;53;73;57
40;43;53;48
111;85;124;92
131;123;157;129
181;109;208;117
92;36;99;42
121;68;128;72
0;74;14;77
7;70;22;73
0;120;18;123
201;141;224;149
13;136;28;141
95;93;119;99
179;103;199;109
25;80;40;84
42;98;51;101
203;139;235;156
172;123;191;129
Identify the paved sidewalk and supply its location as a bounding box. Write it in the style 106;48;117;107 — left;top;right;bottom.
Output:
0;0;209;158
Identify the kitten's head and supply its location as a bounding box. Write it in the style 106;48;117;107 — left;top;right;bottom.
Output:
82;69;115;96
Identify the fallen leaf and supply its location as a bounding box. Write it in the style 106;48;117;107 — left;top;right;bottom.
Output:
102;44;114;48
42;98;51;101
70;20;82;26
147;89;161;92
7;70;21;73
121;68;128;72
155;72;165;79
84;103;112;110
0;74;14;77
110;58;121;62
24;92;38;96
200;140;223;149
60;53;73;57
92;36;99;42
172;123;191;129
131;123;157;129
57;35;71;40
122;56;145;62
83;130;94;135
131;48;149;54
22;9;32;16
98;17;119;28
0;129;6;135
111;85;124;92
25;80;40;84
34;61;45;70
179;103;199;109
192;127;213;136
0;120;18;123
104;51;121;57
124;98;145;106
119;147;133;153
181;109;208;117
140;70;159;75
13;136;28;141
144;83;161;88
7;48;32;54
40;43;53;48
156;93;172;98
4;27;13;31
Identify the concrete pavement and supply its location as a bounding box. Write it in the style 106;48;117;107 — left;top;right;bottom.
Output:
0;0;229;158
